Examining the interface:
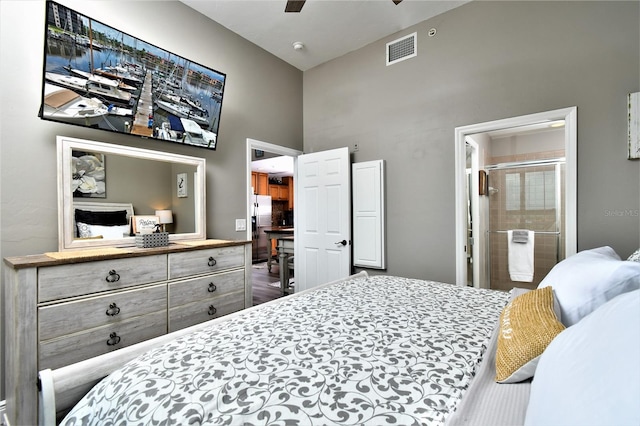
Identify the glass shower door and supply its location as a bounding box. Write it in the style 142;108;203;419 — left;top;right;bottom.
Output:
487;162;565;291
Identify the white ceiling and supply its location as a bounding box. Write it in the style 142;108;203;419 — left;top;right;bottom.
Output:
252;155;295;176
179;0;469;71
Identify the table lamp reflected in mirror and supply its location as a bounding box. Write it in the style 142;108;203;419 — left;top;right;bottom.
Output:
155;210;173;232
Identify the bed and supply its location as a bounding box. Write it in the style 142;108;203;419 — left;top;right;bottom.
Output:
72;201;134;240
38;247;640;426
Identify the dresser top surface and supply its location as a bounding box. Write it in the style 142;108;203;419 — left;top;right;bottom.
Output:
4;239;251;269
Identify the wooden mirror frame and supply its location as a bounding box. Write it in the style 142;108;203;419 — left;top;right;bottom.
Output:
57;135;206;251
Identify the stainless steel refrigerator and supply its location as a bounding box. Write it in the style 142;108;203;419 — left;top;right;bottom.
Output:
251;194;272;262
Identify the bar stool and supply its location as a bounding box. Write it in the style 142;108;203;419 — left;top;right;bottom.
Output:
287;256;294;289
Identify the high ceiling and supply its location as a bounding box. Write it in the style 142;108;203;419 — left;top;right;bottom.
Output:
179;0;469;71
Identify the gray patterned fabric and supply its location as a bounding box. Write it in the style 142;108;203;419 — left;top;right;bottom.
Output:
61;275;509;426
628;248;640;262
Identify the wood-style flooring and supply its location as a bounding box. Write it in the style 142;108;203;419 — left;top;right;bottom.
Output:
251;261;286;306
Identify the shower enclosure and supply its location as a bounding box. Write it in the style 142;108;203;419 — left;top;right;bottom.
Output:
486;159;565;291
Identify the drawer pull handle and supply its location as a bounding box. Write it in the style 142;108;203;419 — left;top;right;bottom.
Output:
208;257;217;267
208;305;217;316
106;303;121;317
106;270;120;283
208;282;217;292
106;332;121;346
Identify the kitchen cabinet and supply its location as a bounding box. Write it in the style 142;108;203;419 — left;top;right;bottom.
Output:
252;172;269;195
284;176;294;210
269;184;289;201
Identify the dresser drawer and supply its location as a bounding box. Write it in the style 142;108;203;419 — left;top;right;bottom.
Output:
168;245;244;279
38;255;168;302
39;284;167;341
168;291;245;332
39;310;167;370
168;269;244;308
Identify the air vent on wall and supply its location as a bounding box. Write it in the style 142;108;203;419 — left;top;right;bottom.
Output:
386;32;417;66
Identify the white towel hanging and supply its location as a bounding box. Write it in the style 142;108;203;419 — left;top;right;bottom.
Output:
508;230;535;282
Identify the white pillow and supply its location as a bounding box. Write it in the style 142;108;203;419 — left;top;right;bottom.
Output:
538;246;640;326
524;289;640;426
78;223;130;240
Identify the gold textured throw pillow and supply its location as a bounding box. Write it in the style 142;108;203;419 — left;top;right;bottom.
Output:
495;286;565;383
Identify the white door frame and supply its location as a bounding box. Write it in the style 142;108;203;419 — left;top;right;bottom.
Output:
465;138;481;288
454;107;578;286
245;138;302;244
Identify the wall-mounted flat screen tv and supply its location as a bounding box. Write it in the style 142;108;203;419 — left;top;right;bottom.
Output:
39;0;226;150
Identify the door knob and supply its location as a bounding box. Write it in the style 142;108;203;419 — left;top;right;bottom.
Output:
335;239;347;246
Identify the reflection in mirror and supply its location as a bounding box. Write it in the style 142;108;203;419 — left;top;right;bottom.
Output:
57;136;206;251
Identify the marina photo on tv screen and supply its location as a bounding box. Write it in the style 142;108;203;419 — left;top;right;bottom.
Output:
40;1;226;150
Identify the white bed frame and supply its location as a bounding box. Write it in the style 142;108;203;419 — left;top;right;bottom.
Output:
37;271;369;425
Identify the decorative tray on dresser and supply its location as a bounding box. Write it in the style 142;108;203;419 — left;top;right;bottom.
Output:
3;239;251;426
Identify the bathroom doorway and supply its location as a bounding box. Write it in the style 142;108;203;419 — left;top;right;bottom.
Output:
454;107;577;288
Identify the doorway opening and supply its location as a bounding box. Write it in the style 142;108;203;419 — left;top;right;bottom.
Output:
246;138;301;305
484;158;565;290
455;107;577;288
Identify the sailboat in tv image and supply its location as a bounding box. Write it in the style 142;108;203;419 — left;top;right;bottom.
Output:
40;1;226;150
41;83;110;126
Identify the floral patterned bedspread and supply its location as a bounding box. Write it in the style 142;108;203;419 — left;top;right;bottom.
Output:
61;275;509;426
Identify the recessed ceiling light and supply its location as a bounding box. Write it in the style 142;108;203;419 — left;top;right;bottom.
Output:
292;41;305;51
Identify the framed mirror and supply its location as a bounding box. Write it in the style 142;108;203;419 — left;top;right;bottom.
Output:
57;135;206;251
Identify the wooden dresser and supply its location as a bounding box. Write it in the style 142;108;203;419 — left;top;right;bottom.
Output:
3;239;251;426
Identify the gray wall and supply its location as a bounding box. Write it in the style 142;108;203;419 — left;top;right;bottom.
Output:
0;0;302;399
0;0;302;258
171;163;198;234
304;1;640;283
107;155;173;216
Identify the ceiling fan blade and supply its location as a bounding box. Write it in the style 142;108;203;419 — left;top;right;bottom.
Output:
392;0;403;4
285;0;305;13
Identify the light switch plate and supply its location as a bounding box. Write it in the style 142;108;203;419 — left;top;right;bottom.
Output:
235;219;246;231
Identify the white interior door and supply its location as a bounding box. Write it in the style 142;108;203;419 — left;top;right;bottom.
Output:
296;147;351;292
352;160;385;269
